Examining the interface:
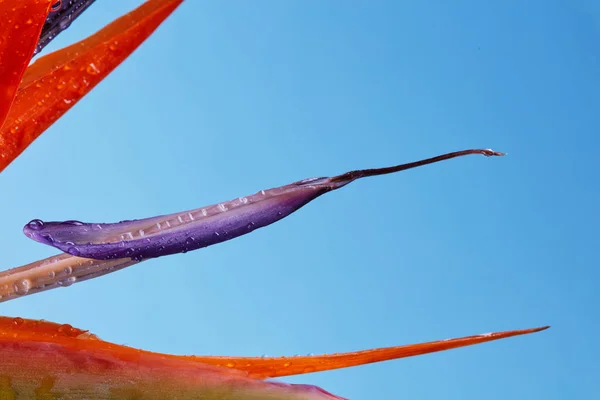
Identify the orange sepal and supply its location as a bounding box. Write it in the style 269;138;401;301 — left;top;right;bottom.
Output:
189;326;549;378
0;317;548;380
0;0;183;172
0;0;52;130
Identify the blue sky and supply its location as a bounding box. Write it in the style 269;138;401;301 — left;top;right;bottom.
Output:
1;1;598;398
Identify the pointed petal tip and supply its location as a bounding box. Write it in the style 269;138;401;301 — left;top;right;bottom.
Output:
533;325;550;332
483;148;506;157
181;325;550;379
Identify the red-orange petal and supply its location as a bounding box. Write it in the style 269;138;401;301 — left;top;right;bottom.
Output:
0;0;183;172
0;0;52;131
187;326;550;378
0;317;548;380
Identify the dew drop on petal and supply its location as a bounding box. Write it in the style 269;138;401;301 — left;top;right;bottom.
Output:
86;63;100;75
27;219;44;230
13;279;31;296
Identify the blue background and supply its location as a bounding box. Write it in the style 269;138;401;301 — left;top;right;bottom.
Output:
1;0;598;398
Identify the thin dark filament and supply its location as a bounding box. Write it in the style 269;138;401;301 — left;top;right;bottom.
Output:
330;149;505;183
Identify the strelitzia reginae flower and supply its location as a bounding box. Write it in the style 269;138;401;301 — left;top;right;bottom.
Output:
0;1;548;398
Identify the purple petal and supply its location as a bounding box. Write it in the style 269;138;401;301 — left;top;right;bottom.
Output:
24;149;503;261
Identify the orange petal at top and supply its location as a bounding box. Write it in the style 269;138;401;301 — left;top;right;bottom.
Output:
0;0;52;131
0;0;183;172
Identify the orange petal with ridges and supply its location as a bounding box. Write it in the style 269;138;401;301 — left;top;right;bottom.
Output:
0;0;52;129
0;0;183;172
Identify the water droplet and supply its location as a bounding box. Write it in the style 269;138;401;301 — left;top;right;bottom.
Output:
13;279;31;296
58;323;77;336
86;63;100;75
27;219;44;230
48;271;55;278
51;1;62;12
12;317;24;326
57;277;76;287
67;247;80;256
62;220;83;226
297;177;327;185
64;266;72;275
40;233;54;243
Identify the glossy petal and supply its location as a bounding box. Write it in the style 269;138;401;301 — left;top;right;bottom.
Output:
0;317;547;399
0;0;183;172
185;326;549;379
24;149;504;261
0;0;52;129
0;317;344;400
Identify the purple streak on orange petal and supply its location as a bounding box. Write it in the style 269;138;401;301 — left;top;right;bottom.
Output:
0;317;346;399
0;0;52;131
0;0;183;172
185;326;550;379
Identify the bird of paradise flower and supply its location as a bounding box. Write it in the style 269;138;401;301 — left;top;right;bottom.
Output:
0;1;547;398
